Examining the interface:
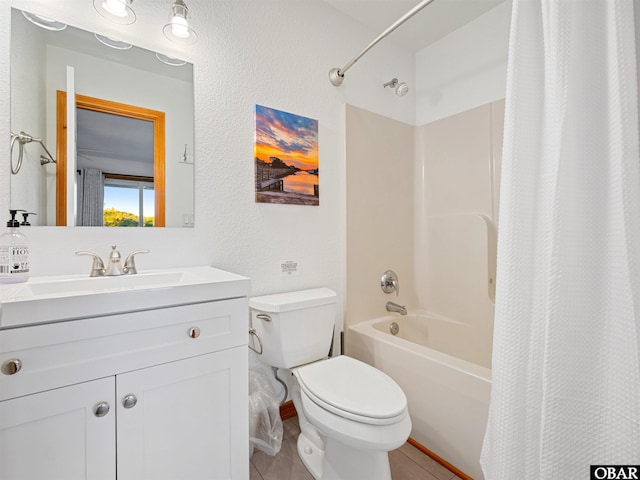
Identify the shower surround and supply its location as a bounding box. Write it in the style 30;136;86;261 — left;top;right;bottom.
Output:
345;100;504;479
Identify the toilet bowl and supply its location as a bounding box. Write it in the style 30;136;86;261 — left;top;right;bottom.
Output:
250;289;412;480
284;355;411;480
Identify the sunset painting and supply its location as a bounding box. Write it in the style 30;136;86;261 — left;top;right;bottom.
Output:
254;105;319;206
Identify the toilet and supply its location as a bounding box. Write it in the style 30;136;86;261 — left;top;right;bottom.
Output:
250;288;411;480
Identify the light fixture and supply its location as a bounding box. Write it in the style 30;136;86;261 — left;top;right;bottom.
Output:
93;0;136;25
21;11;67;31
163;0;197;45
155;52;187;67
95;33;132;50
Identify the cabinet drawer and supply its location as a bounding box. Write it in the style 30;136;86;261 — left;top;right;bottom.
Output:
0;298;247;401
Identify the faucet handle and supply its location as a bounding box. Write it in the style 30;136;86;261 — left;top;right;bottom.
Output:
75;251;106;277
123;249;150;275
380;270;400;296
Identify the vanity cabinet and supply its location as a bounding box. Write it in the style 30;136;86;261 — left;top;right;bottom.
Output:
0;376;116;480
117;348;247;480
0;278;250;480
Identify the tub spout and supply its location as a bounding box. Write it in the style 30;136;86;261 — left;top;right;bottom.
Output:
386;301;407;315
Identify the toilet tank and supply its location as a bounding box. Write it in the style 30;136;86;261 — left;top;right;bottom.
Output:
249;288;336;369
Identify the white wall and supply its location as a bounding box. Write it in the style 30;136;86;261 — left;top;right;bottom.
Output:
1;1;415;352
10;8;47;223
415;1;511;125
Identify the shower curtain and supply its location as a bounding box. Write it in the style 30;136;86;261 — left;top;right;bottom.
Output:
481;1;640;478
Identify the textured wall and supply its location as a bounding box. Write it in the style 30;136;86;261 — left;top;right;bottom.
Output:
0;1;416;344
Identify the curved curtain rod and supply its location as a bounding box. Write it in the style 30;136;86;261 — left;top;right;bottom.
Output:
329;0;437;86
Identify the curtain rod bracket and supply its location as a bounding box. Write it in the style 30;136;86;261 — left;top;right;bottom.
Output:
329;68;344;86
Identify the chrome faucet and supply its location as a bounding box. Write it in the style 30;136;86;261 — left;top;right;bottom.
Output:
386;301;407;315
76;246;149;277
105;245;124;276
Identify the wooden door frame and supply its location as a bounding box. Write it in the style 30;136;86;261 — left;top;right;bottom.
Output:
56;91;166;226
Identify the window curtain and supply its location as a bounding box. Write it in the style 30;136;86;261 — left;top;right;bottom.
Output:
76;168;104;226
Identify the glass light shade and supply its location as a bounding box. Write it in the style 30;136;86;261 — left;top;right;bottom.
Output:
22;11;67;31
95;33;132;50
155;52;187;67
162;1;197;45
93;0;136;25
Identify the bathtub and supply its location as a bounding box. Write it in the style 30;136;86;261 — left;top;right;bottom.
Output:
348;314;491;480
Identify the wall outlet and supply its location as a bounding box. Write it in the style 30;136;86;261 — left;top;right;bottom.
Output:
280;260;299;276
183;214;194;226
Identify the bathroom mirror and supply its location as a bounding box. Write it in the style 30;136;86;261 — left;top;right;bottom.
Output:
10;8;195;227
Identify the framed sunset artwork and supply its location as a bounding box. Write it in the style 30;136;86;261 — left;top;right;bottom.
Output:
254;105;319;206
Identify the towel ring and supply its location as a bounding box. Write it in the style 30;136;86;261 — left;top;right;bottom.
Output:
10;131;57;175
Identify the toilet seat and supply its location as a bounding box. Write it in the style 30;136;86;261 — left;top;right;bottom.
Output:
293;356;407;426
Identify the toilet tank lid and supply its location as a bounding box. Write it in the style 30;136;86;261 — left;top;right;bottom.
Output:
250;288;336;313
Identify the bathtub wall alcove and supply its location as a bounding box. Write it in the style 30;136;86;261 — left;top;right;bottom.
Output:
345;99;504;480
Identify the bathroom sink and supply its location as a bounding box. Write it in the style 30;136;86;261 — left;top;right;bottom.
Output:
26;271;185;296
0;266;251;329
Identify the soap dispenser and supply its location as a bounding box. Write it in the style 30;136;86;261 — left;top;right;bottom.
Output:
0;209;30;283
20;212;36;226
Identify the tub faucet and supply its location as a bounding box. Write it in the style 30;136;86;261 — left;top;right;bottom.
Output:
386;301;407;316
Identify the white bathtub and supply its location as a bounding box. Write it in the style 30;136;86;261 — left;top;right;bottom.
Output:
348;314;491;480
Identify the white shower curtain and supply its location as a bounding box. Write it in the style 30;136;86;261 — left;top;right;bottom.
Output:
481;1;640;478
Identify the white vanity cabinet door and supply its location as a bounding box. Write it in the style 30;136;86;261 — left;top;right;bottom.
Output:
0;376;116;480
116;347;249;480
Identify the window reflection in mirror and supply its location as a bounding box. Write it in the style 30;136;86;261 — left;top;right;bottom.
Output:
104;177;155;227
10;8;195;227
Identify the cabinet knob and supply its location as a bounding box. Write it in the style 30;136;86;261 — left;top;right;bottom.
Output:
1;359;22;375
188;326;200;339
94;402;110;417
122;394;138;409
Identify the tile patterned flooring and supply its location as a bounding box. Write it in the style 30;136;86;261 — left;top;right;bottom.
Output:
250;417;465;480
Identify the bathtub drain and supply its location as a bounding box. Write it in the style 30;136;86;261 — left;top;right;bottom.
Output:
389;322;399;336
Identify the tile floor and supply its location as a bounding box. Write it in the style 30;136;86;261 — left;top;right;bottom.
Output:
250;417;465;480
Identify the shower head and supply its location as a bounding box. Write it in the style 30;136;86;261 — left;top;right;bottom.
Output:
383;78;409;96
395;82;409;96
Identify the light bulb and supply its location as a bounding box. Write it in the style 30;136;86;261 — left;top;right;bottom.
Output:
104;0;127;16
162;1;197;45
93;0;135;24
171;16;190;38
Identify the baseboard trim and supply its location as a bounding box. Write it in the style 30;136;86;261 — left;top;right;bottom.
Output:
278;401;472;479
406;438;473;480
279;400;297;420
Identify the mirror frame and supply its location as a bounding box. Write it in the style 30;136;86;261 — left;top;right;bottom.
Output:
55;92;166;227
